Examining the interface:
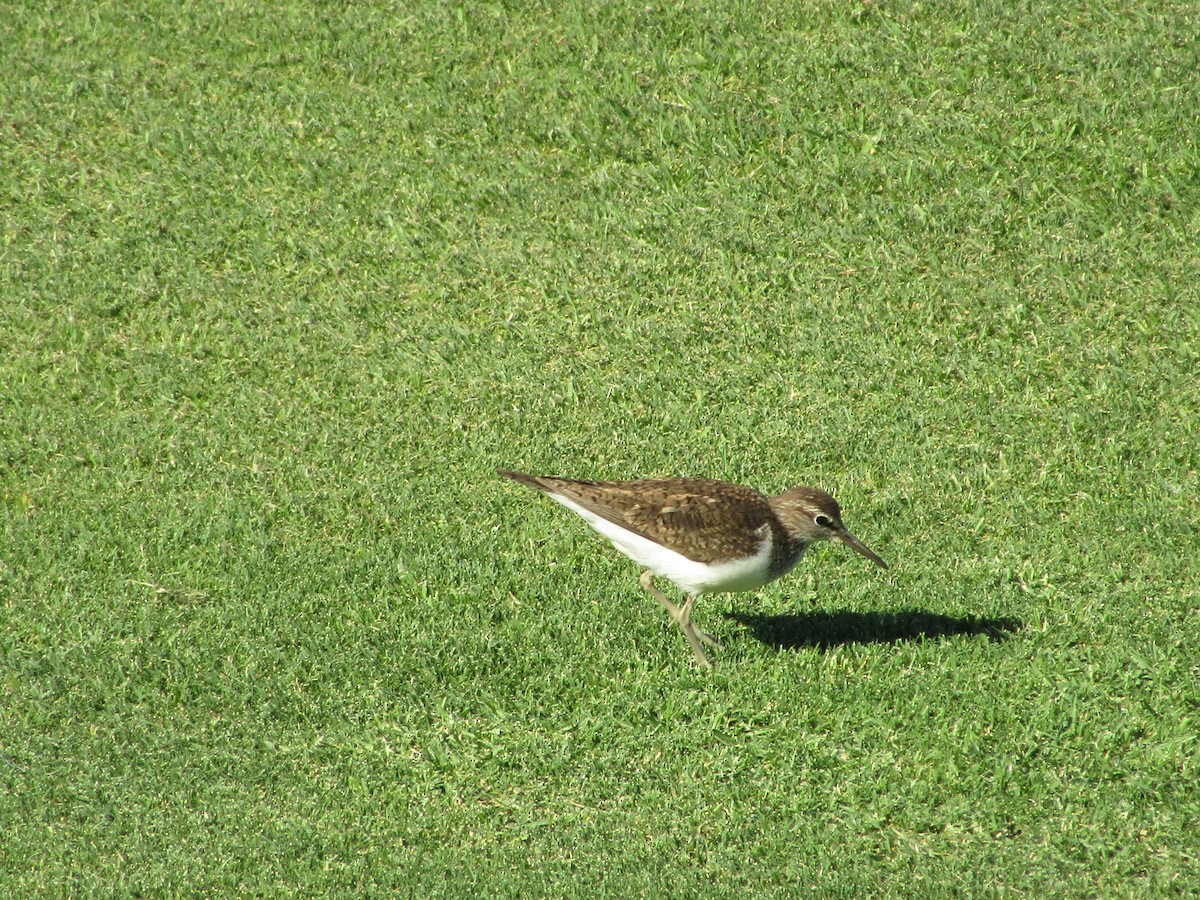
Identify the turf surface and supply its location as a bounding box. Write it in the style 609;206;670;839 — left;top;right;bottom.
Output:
2;0;1198;895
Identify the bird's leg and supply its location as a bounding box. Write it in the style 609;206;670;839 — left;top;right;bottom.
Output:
640;572;721;665
677;593;722;650
639;570;684;621
676;594;713;668
640;571;723;649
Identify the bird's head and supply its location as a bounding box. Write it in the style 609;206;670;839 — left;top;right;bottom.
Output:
772;486;888;568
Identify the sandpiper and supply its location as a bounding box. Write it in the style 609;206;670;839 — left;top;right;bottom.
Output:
497;469;887;667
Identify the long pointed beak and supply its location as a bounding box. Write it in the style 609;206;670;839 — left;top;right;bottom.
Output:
835;529;888;569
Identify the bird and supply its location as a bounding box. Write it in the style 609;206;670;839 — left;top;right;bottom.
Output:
497;468;887;668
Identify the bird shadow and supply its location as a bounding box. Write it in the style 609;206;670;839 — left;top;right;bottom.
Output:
725;608;1022;650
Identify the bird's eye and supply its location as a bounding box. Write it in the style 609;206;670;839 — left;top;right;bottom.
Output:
815;514;834;528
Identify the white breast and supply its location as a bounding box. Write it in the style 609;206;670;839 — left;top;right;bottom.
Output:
548;493;777;596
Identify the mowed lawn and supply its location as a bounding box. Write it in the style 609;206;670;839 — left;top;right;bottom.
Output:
2;0;1198;895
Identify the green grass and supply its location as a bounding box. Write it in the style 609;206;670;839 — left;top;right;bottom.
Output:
2;0;1199;894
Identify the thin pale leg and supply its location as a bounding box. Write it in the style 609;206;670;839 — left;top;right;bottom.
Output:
639;570;684;620
639;571;721;659
676;594;713;668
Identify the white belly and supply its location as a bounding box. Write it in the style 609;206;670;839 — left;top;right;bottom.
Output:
550;494;778;596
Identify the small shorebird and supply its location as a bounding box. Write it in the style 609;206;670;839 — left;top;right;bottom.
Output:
497;469;887;667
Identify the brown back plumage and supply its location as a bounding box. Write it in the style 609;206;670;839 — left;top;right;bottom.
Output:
497;470;782;563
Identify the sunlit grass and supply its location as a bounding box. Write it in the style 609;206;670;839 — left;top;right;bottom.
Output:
2;0;1198;894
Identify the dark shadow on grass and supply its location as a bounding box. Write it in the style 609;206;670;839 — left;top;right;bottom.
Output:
725;608;1022;650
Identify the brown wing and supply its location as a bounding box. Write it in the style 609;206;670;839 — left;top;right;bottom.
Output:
497;469;772;563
